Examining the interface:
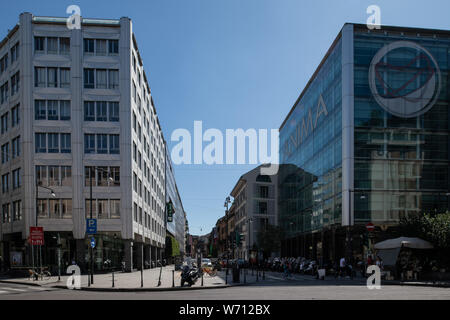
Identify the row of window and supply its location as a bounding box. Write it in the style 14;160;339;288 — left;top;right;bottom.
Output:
133;202;164;236
84;39;119;56
133;171;164;219
84;134;120;154
36;165;72;187
85;199;121;219
35;67;70;88
1;136;20;163
84;68;119;89
35;100;71;121
0;105;20;134
35;37;70;55
1;168;21;193
0;71;20;104
35;133;71;154
84;101;119;122
84;166;120;186
0;42;19;75
1;200;22;223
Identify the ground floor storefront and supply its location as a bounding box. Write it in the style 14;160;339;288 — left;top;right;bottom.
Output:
0;231;165;274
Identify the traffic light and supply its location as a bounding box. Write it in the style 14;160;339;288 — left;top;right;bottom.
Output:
239;233;244;247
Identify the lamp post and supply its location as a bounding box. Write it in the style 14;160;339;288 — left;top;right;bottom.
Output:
346;190;366;266
224;197;231;268
35;179;56;278
87;166;114;286
246;218;253;264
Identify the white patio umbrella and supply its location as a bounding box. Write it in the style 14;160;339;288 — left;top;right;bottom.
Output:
374;237;434;250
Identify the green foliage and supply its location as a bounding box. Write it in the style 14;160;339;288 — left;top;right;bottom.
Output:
167;235;180;257
257;224;283;257
399;212;450;249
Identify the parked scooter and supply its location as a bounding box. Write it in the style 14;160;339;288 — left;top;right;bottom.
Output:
181;265;200;287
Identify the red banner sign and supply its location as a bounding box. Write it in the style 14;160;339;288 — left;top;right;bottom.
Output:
30;227;44;245
366;223;375;232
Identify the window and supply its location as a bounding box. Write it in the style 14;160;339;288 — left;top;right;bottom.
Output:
1;82;8;103
12;136;20;158
84;102;95;121
11;104;19;127
11;43;19;63
110;200;120;218
1;112;8;134
2;203;10;223
47;100;59;120
0;54;8;74
84;39;94;54
109;40;119;54
96;69;107;89
35;133;46;153
96;40;107;55
109;102;119;121
132;82;136;101
36;166;48;186
37;199;48;218
133;112;137;131
61;199;72;219
35;67;46;87
84;134;96;154
97;134;108;154
50;199;60;219
110;167;120;185
61;133;71;153
47;37;58;54
85;199;97;218
133;173;137;192
60;38;70;55
11;72;19;95
259;186;269;198
84;69;95;88
1;143;9;163
35;37;45;52
1;173;9;193
98;199;108;219
96;101;107;121
61;166;72;187
12;168;20;189
60;101;70;120
60;68;70;88
35;100;46;120
109;135;119;154
12;200;21;221
133;202;138;221
48;166;59;186
47;68;58;87
108;70;119;89
48;133;59;153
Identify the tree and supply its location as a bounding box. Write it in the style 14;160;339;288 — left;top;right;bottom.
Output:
257;224;283;258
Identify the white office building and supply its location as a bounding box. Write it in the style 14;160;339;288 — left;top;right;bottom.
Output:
0;13;167;272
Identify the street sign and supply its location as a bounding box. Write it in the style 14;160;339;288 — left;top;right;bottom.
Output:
86;218;97;234
366;222;375;232
91;237;96;248
30;227;44;245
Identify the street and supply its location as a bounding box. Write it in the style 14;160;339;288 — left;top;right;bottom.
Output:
1;279;450;300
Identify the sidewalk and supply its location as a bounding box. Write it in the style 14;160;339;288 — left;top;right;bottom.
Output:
0;266;265;291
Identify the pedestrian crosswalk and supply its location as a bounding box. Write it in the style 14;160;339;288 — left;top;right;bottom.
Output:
0;285;52;295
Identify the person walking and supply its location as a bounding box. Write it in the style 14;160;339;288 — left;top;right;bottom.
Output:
339;257;346;278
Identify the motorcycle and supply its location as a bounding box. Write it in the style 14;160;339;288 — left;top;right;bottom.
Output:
181;265;200;287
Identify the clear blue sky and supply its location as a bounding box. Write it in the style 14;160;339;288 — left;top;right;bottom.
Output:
1;0;449;235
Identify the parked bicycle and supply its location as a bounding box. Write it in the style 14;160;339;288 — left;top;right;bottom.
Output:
28;267;52;281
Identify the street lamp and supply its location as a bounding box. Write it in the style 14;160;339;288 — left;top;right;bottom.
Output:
224;197;231;267
87;166;114;286
246;218;253;263
35;179;56;278
346;190;367;265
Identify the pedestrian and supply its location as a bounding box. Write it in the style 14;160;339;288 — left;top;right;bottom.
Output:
339;257;346;278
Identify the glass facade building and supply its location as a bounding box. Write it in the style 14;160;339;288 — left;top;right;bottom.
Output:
279;24;450;261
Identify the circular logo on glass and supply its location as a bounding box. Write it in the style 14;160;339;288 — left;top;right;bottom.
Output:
369;41;441;118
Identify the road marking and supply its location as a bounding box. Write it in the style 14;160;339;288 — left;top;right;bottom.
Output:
2;287;26;292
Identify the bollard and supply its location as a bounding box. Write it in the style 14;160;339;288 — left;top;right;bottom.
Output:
112;268;115;288
172;270;175;288
225;267;228;284
244;268;247;284
256;268;259;282
201;272;204;286
263;268;265;280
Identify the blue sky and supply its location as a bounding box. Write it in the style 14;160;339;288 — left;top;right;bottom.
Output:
1;0;449;235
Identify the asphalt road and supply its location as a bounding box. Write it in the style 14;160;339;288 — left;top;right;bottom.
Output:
1;279;450;300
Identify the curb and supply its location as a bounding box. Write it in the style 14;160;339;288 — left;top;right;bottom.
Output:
51;282;249;292
0;279;46;287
